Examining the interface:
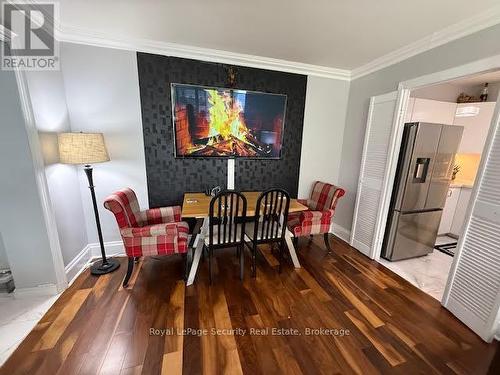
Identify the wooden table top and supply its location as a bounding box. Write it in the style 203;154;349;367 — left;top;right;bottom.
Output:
181;191;308;218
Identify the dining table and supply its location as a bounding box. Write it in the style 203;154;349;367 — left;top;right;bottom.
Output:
182;191;308;286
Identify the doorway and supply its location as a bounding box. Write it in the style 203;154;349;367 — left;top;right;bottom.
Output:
350;54;500;342
379;70;500;301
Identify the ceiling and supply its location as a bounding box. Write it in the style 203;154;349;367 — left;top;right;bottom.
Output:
56;0;500;70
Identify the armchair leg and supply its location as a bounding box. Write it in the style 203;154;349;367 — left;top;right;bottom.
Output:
123;257;134;287
324;233;333;253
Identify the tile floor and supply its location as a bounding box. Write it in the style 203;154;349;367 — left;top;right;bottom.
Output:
0;293;60;365
379;238;454;301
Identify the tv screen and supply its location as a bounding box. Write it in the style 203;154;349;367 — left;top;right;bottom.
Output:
171;83;287;158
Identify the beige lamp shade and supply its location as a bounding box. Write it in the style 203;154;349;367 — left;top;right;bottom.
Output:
58;132;110;165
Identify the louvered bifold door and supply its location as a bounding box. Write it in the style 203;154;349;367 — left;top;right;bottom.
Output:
350;91;401;257
444;105;500;342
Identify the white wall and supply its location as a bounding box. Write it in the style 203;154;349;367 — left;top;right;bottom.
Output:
469;82;500;102
412;81;500;103
298;76;349;197
336;23;500;232
25;70;88;266
60;43;148;244
411;82;465;102
0;68;58;289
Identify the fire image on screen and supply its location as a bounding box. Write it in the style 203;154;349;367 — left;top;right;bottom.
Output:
172;84;287;158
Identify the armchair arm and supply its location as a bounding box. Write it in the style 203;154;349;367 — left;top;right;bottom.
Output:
140;205;182;225
121;221;189;238
299;209;334;223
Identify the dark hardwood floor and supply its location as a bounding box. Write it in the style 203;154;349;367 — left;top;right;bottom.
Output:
1;235;497;374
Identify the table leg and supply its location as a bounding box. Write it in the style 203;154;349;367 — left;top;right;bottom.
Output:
285;229;301;268
186;217;208;286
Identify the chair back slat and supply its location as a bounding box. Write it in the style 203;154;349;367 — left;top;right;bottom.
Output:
254;189;290;241
270;191;279;237
234;194;240;243
209;191;247;247
262;192;269;239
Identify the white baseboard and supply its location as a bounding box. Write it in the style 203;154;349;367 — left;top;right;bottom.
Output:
88;240;125;259
65;244;92;284
64;240;126;286
13;283;59;298
331;223;351;243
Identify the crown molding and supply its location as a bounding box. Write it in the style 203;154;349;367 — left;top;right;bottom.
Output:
351;5;500;80
56;24;351;81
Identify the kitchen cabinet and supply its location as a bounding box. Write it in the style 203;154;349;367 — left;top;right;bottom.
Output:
453;102;496;153
438;187;460;235
408;98;457;125
451;187;472;236
438;186;473;237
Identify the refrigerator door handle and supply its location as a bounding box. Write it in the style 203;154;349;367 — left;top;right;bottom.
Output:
413;157;430;183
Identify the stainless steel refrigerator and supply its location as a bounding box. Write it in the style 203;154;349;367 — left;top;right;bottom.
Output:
382;122;463;261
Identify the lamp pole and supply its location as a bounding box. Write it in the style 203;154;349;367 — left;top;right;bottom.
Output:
84;165;120;275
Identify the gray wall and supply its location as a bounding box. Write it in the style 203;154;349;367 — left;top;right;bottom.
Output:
336;23;500;231
25;70;88;266
0;68;57;289
0;232;9;270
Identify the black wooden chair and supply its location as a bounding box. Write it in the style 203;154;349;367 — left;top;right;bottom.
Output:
205;190;247;284
245;189;291;277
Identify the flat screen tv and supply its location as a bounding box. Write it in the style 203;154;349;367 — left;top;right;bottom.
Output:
171;83;287;158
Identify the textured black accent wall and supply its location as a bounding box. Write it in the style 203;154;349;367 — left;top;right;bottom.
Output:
137;53;307;207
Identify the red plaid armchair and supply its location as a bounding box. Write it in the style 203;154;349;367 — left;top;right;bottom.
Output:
104;188;189;286
287;181;345;252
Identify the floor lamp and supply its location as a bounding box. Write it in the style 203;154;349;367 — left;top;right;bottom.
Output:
58;132;120;275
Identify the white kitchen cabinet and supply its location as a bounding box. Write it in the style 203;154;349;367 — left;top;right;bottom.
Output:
438;187;460;235
453;102;496;153
450;187;472;236
409;98;457;125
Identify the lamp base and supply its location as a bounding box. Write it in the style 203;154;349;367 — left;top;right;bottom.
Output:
90;258;120;275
